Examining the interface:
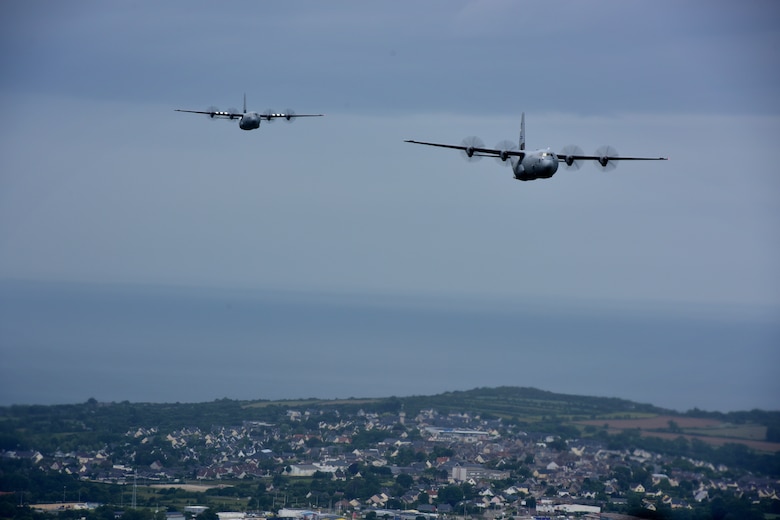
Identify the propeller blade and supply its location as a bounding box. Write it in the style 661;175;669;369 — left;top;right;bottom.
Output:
494;140;518;165
283;108;296;122
560;145;584;170
595;145;619;171
460;136;485;162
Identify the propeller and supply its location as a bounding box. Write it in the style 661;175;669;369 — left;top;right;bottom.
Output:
494;140;518;165
460;136;485;162
226;108;239;120
206;106;221;119
595;145;619;171
283;108;296;122
560;145;584;170
262;109;275;122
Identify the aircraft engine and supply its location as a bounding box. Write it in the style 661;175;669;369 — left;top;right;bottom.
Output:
495;140;518;165
595;145;619;171
460;136;484;162
560;145;584;170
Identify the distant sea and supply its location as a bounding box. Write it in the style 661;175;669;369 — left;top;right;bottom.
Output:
0;279;778;412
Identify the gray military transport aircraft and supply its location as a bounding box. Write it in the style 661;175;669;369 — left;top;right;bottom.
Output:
175;94;323;131
405;113;667;181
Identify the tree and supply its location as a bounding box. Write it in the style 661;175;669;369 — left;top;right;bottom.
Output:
386;498;404;510
196;509;219;520
633;466;651;487
121;510;162;520
548;438;567;452
580;477;605;494
396;473;413;490
391;447;423;466
91;505;118;520
437;485;464;506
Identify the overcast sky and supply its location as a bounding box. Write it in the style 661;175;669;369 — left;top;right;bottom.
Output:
0;1;778;409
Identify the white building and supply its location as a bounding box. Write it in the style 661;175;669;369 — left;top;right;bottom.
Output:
536;503;601;514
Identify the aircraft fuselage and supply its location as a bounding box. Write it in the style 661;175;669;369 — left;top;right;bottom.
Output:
239;113;262;130
513;149;559;181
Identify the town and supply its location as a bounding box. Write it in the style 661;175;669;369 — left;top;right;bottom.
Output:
1;390;778;520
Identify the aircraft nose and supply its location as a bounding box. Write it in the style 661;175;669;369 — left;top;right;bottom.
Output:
545;156;559;176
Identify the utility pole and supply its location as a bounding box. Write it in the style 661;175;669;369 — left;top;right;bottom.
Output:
132;471;137;509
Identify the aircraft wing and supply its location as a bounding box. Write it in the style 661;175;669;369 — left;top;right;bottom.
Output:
404;140;525;159
557;153;668;161
258;113;325;119
175;109;244;119
175;109;323;119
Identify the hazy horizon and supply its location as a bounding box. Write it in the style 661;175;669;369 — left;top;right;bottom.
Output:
2;279;777;413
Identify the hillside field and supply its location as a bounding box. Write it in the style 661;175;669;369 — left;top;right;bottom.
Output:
577;415;780;453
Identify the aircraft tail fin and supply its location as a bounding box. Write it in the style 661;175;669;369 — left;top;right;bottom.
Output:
243;93;247;114
519;112;525;151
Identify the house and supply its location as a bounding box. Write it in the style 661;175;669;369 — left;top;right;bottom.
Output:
652;473;671;486
368;494;388;506
437;504;453;514
671;498;691;509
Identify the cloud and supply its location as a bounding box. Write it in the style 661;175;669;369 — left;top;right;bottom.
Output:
2;1;778;115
